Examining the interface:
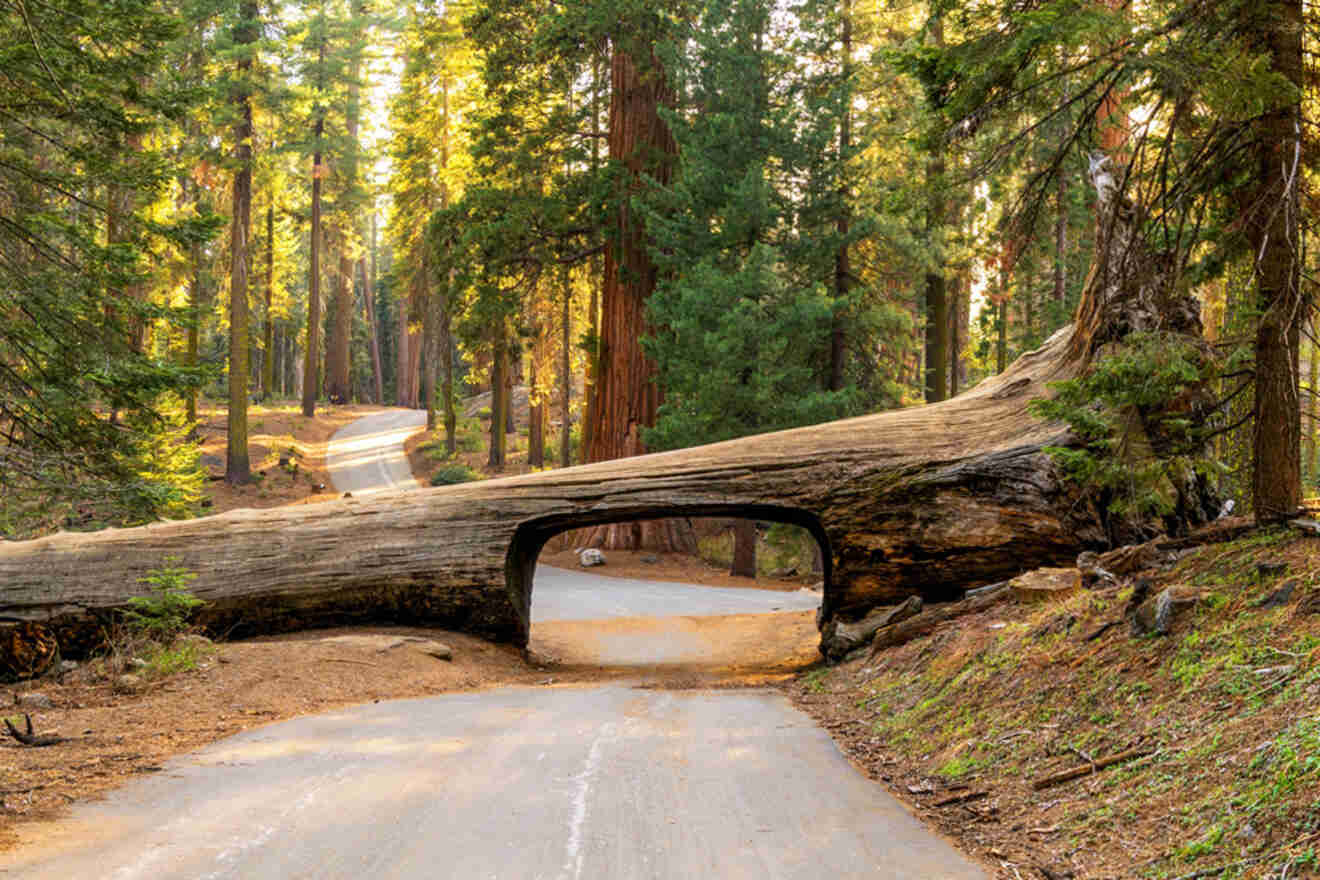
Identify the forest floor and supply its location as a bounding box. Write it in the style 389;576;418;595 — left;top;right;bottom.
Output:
196;399;386;514
788;527;1320;880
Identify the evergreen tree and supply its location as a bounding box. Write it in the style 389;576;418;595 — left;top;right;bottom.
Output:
0;0;208;534
641;0;867;451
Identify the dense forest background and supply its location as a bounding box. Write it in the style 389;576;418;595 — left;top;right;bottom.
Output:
0;0;1311;540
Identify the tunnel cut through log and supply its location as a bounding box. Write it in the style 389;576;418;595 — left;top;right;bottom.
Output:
505;505;832;637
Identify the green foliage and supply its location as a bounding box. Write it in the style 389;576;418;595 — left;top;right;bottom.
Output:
123;563;205;642
640;0;904;452
0;0;217;539
1029;333;1214;519
430;463;482;486
0;395;205;538
140;638;213;679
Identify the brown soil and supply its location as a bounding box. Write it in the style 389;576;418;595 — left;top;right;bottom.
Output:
197;400;387;513
785;528;1320;880
531;610;820;681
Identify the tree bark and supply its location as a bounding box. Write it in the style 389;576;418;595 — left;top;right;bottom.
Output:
528;343;545;470
587;56;670;461
421;262;437;432
505;352;517;437
560;267;573;469
262;204;275;400
326;250;353;404
1054;170;1068;306
226;0;257;485
583;46;690;551
1308;320;1317;485
582;52;603;467
302;115;325;417
488;335;507;470
396;283;413;407
828;0;852;393
923;15;949;404
365;211;384;405
186;181;206;424
730;519;757;578
439;295;457;456
1248;0;1304;523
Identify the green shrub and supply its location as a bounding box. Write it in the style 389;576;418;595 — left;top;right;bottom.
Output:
141;637;212;678
431;464;481;486
122;562;205;641
457;418;485;452
1028;331;1218;520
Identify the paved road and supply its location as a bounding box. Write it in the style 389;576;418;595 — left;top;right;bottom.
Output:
326;408;427;495
5;686;986;879
531;565;820;622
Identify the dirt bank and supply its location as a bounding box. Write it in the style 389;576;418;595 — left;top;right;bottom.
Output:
788;527;1320;879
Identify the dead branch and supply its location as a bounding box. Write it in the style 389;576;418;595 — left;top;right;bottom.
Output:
934;789;990;807
1030;746;1152;790
4;713;65;747
867;583;1013;658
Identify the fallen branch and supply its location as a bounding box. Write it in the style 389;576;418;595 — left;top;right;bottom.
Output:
868;583;1013;657
1084;620;1121;642
1030;746;1152;790
822;595;923;660
934;789;989;807
4;713;66;747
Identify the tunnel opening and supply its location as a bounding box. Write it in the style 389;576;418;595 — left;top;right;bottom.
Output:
505;506;834;667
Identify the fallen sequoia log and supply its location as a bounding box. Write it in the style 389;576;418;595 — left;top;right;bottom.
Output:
0;174;1217;661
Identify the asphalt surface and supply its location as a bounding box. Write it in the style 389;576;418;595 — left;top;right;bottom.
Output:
531;565;821;622
5;687;986;879
326;408;427;495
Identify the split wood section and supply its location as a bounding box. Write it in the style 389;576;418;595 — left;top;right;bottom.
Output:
0;328;1109;658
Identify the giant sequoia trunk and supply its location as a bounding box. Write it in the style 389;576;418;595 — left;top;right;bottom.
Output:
0;168;1215;661
582;46;692;552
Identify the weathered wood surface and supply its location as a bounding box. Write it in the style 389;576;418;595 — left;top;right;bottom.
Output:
867;582;1015;657
820;595;923;661
0;326;1112;658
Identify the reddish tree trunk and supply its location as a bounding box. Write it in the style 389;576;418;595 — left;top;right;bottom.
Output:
262;205;275;399
301;131;324;416
1249;0;1304;521
396;288;412;407
226;0;257;484
326;247;352;404
730;519;757;578
583;45;690;552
